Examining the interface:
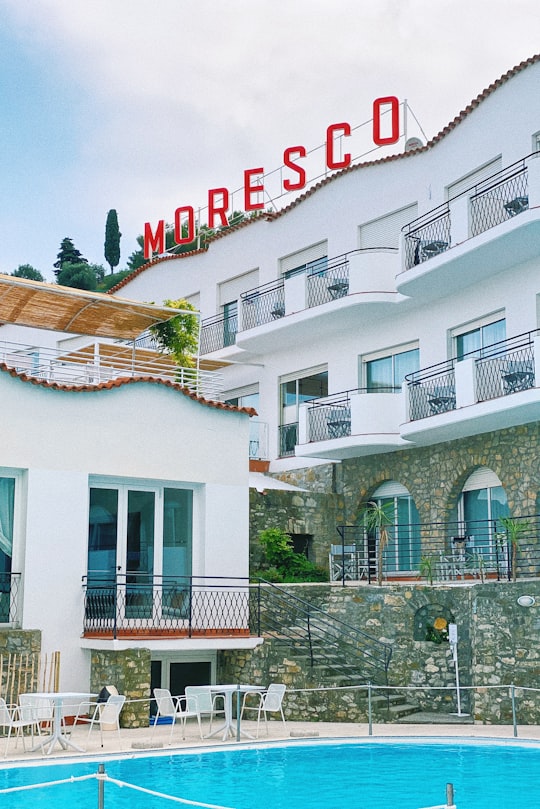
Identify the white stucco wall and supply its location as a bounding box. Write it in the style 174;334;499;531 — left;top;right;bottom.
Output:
114;60;540;472
0;370;251;690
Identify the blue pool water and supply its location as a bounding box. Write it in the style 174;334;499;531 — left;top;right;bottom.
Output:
0;739;539;809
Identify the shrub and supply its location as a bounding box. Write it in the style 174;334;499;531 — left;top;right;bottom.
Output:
253;528;327;583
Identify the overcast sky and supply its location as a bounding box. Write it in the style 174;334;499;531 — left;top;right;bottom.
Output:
1;0;540;281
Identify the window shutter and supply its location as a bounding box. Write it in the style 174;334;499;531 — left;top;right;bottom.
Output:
462;467;502;492
359;204;418;249
279;241;328;276
218;269;259;306
446;157;502;200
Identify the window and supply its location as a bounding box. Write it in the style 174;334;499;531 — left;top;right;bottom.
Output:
222;300;238;347
457;467;509;560
369;481;420;573
279;242;328;278
454;317;505;360
363;346;419;392
0;477;15;623
533;131;540;152
88;482;193;619
279;368;328;456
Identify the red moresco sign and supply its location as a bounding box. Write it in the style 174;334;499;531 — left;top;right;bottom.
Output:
144;96;400;259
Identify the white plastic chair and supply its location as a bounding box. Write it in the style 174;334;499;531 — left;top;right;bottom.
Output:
153;687;201;741
240;683;287;737
0;697;42;756
184;686;225;736
73;693;126;749
19;694;55;733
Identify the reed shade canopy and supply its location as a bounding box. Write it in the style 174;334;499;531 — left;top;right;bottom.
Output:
0;274;183;339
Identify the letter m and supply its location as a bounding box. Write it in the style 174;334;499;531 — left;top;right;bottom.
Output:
144;220;165;260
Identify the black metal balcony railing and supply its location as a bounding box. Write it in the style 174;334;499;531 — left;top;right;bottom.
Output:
406;330;537;422
475;333;535;403
403;207;451;269
305;386;403;443
307;255;350;308
335;515;540;584
402;153;535;271
407;362;456;421
200;312;238;354
0;573;21;624
279;422;298;457
240;280;285;331
82;575;252;638
308;392;352;442
470;158;529;238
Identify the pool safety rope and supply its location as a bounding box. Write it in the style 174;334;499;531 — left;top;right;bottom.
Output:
0;765;237;809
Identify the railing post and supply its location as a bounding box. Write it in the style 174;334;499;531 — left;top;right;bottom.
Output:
257;581;262;637
368;682;373;736
446;782;454;807
97;763;105;809
188;577;193;638
235;685;241;742
113;581;118;641
511;684;518;737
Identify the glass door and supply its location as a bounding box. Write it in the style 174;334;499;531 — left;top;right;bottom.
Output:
126;490;155;619
88;484;193;628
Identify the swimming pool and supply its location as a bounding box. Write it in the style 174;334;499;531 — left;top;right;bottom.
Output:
0;738;539;809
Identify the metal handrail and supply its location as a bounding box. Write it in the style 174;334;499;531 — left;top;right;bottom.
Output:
252;578;392;684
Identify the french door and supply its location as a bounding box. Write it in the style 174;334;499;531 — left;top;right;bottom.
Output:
87;484;193;623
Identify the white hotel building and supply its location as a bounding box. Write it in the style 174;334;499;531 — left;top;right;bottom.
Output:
1;55;540;710
116;54;540;579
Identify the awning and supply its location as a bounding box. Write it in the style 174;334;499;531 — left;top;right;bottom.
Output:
0;274;183;339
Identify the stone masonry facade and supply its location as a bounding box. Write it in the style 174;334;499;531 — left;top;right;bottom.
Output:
250;423;540;571
218;579;540;725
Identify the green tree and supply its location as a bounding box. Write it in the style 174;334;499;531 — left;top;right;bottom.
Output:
11;264;44;282
149;298;199;367
57;262;105;291
104;209;121;274
53;237;88;278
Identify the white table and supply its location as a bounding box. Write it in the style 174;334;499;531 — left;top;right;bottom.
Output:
20;691;95;755
205;684;263;741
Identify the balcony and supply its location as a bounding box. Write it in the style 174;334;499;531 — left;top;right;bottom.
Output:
0;573;22;625
295;388;410;460
82;575;255;640
233;249;400;354
402;331;540;444
398;153;540;300
0;339;224;400
332;515;540;583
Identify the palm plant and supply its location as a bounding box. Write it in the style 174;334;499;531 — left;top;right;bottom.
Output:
498;515;532;582
359;500;394;585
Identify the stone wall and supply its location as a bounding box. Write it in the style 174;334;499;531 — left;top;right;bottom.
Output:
219;579;540;724
90;648;151;728
260;424;540;568
249;486;338;570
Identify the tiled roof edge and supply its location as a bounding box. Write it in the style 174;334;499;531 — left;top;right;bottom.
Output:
0;363;256;416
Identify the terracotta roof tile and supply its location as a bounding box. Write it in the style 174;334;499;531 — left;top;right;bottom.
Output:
0;362;256;416
111;54;540;289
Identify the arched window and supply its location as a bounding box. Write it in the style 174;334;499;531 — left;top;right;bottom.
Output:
457;467;509;560
370;481;420;573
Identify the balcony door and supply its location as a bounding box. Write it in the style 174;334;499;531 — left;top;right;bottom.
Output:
88;484;192;621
